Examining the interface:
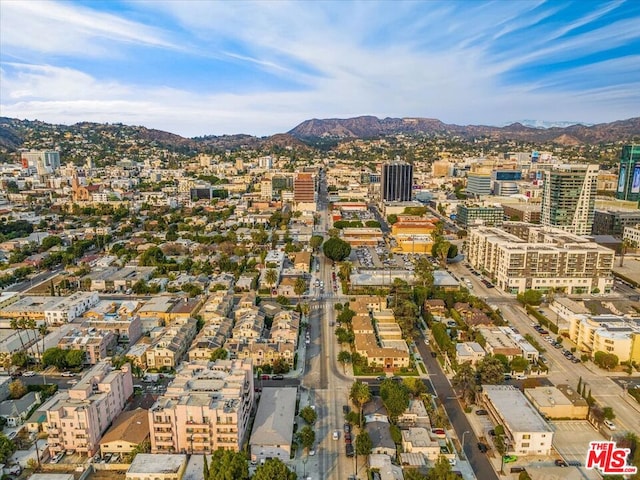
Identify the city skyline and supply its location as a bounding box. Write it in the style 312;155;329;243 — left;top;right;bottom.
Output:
1;0;639;137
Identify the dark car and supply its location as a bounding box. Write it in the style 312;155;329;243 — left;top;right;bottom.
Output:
431;352;437;358
271;374;284;380
345;444;355;457
475;409;488;416
343;405;350;415
344;423;351;434
488;429;496;436
477;443;488;453
554;459;568;467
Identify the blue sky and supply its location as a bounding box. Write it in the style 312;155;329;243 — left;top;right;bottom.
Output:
1;0;639;137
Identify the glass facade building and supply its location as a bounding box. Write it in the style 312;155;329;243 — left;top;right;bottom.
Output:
615;145;640;202
381;162;413;202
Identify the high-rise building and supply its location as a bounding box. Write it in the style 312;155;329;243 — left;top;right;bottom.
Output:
381;162;413;202
20;150;61;175
615;145;640;202
541;164;598;235
293;173;315;203
466;173;492;197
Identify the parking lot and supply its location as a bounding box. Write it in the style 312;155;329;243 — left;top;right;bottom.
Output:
551;420;604;466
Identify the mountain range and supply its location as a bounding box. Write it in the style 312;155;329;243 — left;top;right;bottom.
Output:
1;115;639;154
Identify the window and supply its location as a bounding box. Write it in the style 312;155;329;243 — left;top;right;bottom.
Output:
523;434;530;439
522;443;529;447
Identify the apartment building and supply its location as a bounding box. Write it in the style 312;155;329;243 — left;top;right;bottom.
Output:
481;385;553;456
456;204;504;228
148;359;254;454
146;319;198;370
43;292;99;325
593;209;640;237
46;362;134;456
466;224;615;294
455;342;486;366
569;314;640;363
187;319;232;362
57;329;116;365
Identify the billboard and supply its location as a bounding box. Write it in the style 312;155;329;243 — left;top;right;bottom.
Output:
632;165;640;194
618;165;627;192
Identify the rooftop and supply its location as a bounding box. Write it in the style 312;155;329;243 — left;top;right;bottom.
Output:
482;385;552;433
250;387;297;447
127;453;187;474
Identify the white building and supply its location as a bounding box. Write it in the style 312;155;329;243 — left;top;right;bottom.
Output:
481;385;553;456
569;314;640;363
44;292;99;325
250;387;297;463
455;342;486;366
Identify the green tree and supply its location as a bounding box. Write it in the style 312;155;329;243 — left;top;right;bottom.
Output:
337;350;352;373
11;351;28;368
426;456;458;480
299;406;317;425
124;440;150;463
452;362;477;405
265;268;278;294
322;237;352;262
380;379;410;421
297;425;316;451
603;406;616;420
294;277;307;296
476;356;506;384
9;379;27;399
210;348;228;361
310;235;324;251
387;214;398;225
0;433;16;463
252;458;296;480
65;349;85;368
42;347;68;369
516;289;543;306
355;430;372;455
350;381;371;424
207;448;249;480
593;351;619;370
509;356;529;373
414;257;434;289
139;246;166;266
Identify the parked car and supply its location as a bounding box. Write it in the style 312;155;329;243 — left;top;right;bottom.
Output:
503;455;518;463
554;459;568;467
343;405;350;415
23;371;36;377
271;374;284;380
477;443;488;453
344;423;351;434
344;433;352;444
604;419;616;430
61;371;74;377
475;409;488;416
51;452;65;464
345;444;354;457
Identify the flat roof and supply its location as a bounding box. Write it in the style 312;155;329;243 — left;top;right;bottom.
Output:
127;453;186;474
250;387;296;447
483;385;552;434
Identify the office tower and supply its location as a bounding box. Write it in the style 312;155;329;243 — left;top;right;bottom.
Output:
293;172;315;202
615;145;640;202
541;164;598;235
381;162;413;202
466;173;492;197
20;150;61;175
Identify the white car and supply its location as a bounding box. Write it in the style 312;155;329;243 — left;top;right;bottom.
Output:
51;452;65;464
23;371;36;377
61;371;75;377
604;419;616;430
332;430;339;440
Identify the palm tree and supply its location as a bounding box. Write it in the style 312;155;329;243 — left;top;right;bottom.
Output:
337;350;352;373
265;268;278;297
350;381;371;426
300;303;310;320
10;318;25;351
619;239;637;267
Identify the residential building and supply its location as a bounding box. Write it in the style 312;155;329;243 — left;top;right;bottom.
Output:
568;314;640;363
126;454;187;480
401;427;446;462
624;224;640;246
145;319;198;370
148;359;254;454
57;328;116;365
615;145;640;202
455;342;486;366
525;385;588;420
45;362;134;456
466;224;615;294
481;385;554;456
456;204;504;228
100;408;150;456
502;203;541;224
250;387;296;463
381;162;413;202
541;164;598;235
592;209;640;237
0;392;41;427
44;292;99;325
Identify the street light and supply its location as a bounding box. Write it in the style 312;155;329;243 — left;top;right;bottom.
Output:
461;430;470;460
302;453;308;477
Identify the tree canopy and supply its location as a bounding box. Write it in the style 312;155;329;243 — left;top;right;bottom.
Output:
322;237;352;262
380;379;410;421
252;458;296;480
206;449;249;480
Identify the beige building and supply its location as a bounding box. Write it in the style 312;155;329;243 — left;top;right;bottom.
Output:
466;223;615;294
46;362;134;456
481;385;554;456
148;359;254;454
146;319;198;370
57;329;116;365
100;408;150;456
250;387;296;463
525;385;588;420
569;314;640;363
126;454;187;480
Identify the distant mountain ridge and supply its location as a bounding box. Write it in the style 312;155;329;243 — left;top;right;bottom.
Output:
1;115;639;155
288;115;640;144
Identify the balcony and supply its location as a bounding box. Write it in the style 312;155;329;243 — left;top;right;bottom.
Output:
155;439;174;446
